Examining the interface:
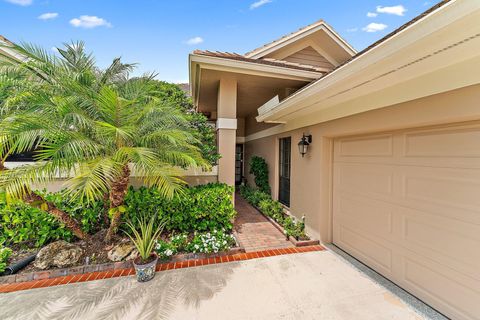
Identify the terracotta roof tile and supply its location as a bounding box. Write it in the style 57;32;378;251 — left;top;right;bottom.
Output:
192;50;325;73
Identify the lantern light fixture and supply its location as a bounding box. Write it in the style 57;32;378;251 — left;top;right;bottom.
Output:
298;134;312;157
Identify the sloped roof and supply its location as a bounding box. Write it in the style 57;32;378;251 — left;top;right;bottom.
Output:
192;50;326;73
244;20;356;59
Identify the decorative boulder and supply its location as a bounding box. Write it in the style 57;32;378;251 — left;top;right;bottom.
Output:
126;249;139;261
108;243;135;262
34;241;83;270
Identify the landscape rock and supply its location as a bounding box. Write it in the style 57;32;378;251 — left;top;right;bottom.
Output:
126;249;139;261
34;241;83;270
108;243;135;262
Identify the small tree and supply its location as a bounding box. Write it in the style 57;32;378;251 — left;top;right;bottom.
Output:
249;156;271;194
0;42;208;242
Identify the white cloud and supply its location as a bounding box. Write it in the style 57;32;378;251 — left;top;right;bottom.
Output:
376;5;407;16
362;22;388;33
70;15;112;29
38;12;58;20
250;0;272;10
5;0;32;6
185;36;204;45
367;12;378;18
347;27;358;33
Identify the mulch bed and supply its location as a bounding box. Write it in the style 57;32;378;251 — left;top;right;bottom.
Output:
1;230;244;283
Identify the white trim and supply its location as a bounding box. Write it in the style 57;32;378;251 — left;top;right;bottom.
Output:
257;95;280;116
256;0;478;123
190;54;322;80
216;118;237;130
245;21;356;59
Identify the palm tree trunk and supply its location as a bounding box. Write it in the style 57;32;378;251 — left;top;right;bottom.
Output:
105;165;130;242
24;192;89;240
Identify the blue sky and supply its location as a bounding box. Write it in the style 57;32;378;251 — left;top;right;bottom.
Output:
1;0;440;83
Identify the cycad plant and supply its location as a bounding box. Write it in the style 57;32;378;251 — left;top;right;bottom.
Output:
0;42;208;242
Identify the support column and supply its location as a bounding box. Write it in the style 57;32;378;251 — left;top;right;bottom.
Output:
216;77;237;186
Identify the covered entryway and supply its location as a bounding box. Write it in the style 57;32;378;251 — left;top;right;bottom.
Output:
332;122;480;320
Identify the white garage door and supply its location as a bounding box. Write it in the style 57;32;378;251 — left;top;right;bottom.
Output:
333;122;480;320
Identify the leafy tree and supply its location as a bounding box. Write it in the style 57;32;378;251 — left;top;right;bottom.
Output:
0;42;208;242
148;81;220;166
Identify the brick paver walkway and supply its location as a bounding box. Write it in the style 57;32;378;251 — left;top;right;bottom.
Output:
234;194;294;252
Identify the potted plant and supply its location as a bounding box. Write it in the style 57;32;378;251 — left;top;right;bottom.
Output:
124;215;164;282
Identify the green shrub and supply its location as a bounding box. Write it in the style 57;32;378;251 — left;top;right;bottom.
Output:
0;191;105;248
239;185;270;207
0;201;74;247
249;156;271;194
258;199;284;223
0;246;12;274
125;183;236;234
283;216;306;240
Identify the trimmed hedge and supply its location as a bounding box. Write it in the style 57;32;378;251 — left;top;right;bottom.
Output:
0;183;236;248
124;183;236;233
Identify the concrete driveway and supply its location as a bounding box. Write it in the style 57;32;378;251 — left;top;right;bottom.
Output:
0;250;433;320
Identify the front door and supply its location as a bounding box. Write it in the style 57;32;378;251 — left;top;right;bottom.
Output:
278;137;291;206
235;144;243;185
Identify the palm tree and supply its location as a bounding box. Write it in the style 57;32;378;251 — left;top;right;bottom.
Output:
0;42;208;242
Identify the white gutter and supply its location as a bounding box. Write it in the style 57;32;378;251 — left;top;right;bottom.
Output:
256;0;473;123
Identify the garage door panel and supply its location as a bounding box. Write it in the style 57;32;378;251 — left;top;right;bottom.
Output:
402;172;480;215
403;257;480;320
333;122;480;320
402;213;480;273
403;125;480;158
335;226;393;275
336;134;393;158
335;192;393;237
335;163;394;199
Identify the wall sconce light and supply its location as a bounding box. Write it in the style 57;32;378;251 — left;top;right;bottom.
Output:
298;134;312;157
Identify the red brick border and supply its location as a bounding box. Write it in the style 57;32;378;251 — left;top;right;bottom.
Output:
0;245;324;294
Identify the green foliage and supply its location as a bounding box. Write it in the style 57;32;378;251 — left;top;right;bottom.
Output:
238;185;270;207
249;156;271;194
124;215;165;262
154;233;188;260
186;230;236;254
258;199;284;223
148;81;220;166
0;246;13;274
124;183;236;233
154;239;177;260
283;216;307;240
0;190;105;247
0;201;74;247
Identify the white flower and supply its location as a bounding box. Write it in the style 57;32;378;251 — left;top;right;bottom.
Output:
194;244;199;250
165;249;173;256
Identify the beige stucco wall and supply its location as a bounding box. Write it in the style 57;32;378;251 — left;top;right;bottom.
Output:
244;84;480;242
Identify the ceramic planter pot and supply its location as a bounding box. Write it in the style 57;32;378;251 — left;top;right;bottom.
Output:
133;253;158;282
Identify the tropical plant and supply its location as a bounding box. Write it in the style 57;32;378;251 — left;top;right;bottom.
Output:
0;42;207;242
249;156;271;194
124;214;165;263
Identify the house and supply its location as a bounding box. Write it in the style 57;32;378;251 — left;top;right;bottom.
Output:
188;1;480;319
